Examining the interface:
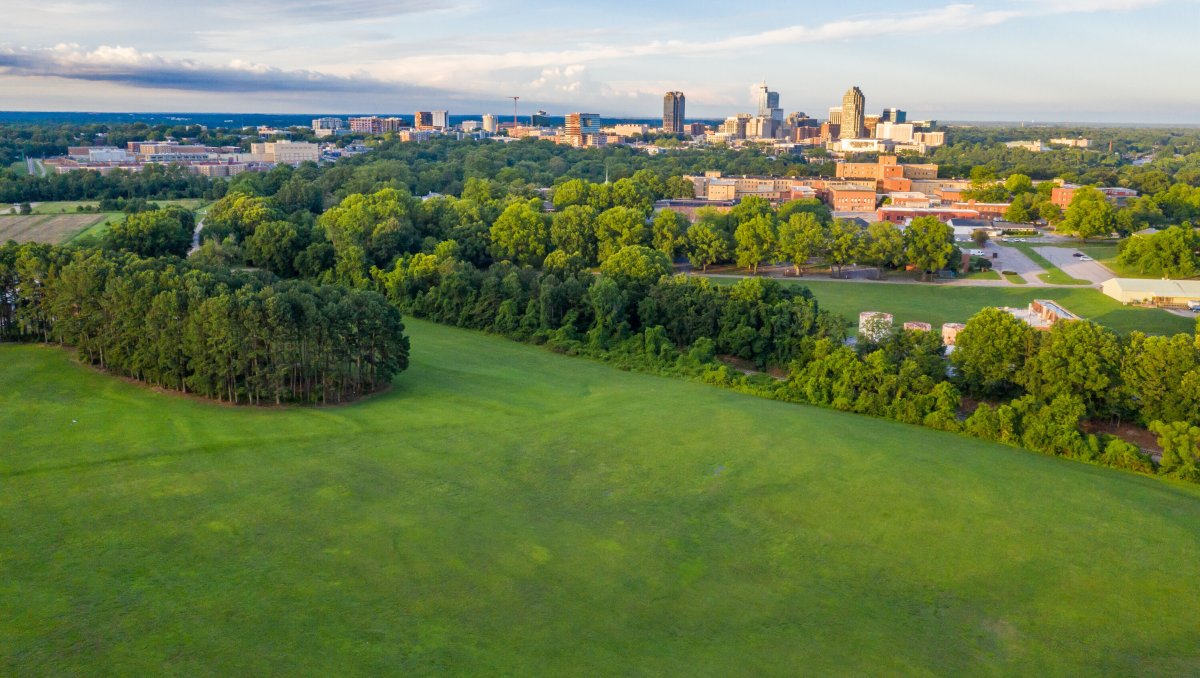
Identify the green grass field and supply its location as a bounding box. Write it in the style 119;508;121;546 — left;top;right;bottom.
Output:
767;278;1196;336
3;320;1200;675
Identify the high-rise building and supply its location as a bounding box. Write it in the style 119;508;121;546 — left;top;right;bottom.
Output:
827;107;843;125
414;111;434;129
482;114;498;133
840;86;865;140
564;113;604;147
348;116;404;135
663;91;686;134
755;83;783;123
432;110;449;129
311;117;345;138
864;114;882;139
531;110;551;127
881;108;907;123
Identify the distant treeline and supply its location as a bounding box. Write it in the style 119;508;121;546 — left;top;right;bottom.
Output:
0;243;409;404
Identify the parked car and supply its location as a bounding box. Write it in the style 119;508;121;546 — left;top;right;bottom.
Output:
1079;255;1092;261
1072;252;1083;257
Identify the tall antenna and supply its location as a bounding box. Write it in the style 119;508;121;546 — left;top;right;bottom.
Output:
509;96;520;126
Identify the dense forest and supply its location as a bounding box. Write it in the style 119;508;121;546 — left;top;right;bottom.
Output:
0;243;409;404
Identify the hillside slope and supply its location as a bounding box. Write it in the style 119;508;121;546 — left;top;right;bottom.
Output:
2;320;1199;676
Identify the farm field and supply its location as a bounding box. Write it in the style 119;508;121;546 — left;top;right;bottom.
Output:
768;278;1197;336
3;320;1200;675
25;199;209;215
0;213;109;244
0;200;210;244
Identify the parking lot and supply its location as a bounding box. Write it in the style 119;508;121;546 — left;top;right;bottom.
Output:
1034;246;1114;284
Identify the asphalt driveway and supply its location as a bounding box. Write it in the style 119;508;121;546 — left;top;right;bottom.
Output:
1034;246;1114;284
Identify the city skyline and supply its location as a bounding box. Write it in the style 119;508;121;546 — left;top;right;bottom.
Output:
2;0;1200;122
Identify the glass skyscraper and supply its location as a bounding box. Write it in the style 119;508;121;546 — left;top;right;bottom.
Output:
663;91;685;134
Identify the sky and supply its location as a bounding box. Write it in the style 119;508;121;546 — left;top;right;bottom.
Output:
1;0;1199;122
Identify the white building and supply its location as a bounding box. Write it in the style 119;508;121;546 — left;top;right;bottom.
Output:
432;110;450;129
250;140;319;165
482;114;498;133
1101;278;1200;308
312;117;345;138
875;122;915;143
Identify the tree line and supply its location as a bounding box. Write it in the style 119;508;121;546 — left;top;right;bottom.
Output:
368;223;1200;483
0;242;409;404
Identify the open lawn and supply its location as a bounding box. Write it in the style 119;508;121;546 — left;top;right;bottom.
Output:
0;214;109;244
764;278;1197;336
3;320;1200;675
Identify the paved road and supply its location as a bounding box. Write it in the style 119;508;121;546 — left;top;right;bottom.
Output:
1034;246;1113;284
986;241;1049;285
188;216;206;254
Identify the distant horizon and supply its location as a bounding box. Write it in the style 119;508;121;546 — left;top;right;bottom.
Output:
2;110;1199;130
3;1;1199;123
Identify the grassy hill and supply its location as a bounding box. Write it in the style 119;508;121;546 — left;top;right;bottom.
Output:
3;320;1200;675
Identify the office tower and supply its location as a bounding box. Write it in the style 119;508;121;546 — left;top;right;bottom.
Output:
482;114;498;133
755;82;783;122
827;107;843;125
881;107;907;123
663;91;686;134
840;86;865;140
432;110;449;128
414;111;434;129
864;114;882;138
531;110;551;126
565;113;603;147
565;112;600;136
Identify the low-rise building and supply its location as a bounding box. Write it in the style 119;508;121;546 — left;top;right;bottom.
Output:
1101;278;1200;308
877;206;981;224
951;200;1011;219
1000;300;1079;330
251;140;319;165
1050;137;1090;148
827;184;877;212
836;155;939;189
1005;140;1049;152
888;192;935;208
1051;184;1139;209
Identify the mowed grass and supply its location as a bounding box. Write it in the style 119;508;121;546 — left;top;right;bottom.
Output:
0;214;108;244
3;320;1200;675
769;278;1196;336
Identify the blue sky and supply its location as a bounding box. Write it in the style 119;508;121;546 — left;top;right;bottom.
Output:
1;0;1198;121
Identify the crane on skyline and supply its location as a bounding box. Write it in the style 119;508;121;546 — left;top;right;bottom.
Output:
508;96;520;126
